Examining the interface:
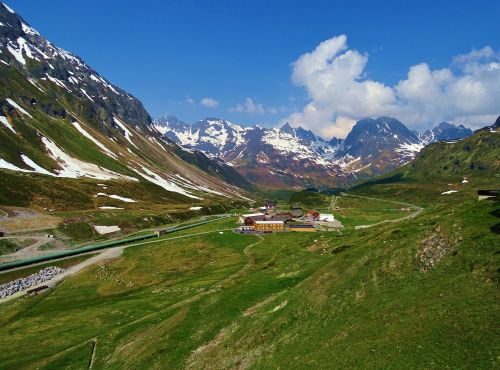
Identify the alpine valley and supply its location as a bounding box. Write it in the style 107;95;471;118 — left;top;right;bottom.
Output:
0;3;499;370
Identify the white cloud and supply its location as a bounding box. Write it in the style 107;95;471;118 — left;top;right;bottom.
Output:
288;36;500;138
186;96;195;104
200;97;219;108
229;97;279;115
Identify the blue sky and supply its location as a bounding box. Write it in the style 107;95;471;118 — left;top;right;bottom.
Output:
6;0;500;135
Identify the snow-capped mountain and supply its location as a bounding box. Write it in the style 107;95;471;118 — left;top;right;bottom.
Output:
154;115;477;188
154;116;352;188
0;3;251;208
420;122;473;144
0;3;151;131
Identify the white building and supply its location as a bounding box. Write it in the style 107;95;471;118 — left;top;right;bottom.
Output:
238;212;265;224
318;213;335;222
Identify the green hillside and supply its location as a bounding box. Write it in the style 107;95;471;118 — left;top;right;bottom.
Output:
0;129;498;369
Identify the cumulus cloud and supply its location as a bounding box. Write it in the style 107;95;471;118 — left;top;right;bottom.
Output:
287;35;500;138
229;97;279;115
200;97;219;108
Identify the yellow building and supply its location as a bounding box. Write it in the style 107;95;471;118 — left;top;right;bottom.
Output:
253;220;284;231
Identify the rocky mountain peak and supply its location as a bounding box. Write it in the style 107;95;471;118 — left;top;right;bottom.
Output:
420;121;473;144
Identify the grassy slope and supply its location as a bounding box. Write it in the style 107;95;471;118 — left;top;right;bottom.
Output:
0;190;497;368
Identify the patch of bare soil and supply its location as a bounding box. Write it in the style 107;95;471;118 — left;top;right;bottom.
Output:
0;207;61;233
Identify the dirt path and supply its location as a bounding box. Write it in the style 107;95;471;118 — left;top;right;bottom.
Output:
0;236;53;261
329;196;338;211
119;234;263;330
0;228;234;304
17;233;265;366
346;194;423;229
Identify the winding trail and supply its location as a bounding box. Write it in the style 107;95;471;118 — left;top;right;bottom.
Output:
120;233;263;329
28;233;264;367
346;193;423;229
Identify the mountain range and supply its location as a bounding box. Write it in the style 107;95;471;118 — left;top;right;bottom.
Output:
0;2;485;199
153;115;474;188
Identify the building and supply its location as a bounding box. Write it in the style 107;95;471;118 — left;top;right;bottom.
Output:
288;224;316;232
235;225;255;233
267;212;294;222
306;210;320;222
238;212;265;224
264;200;277;210
318;213;334;222
253;220;284;231
478;190;499;200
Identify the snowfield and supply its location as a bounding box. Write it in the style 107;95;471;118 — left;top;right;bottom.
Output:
441;190;458;195
132;166;202;200
94;225;121;234
41;136;136;181
0;115;15;134
113;117;138;148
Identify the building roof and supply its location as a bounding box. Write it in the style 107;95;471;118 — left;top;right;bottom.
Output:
319;213;334;220
241;213;265;218
289;224;315;228
254;220;284;225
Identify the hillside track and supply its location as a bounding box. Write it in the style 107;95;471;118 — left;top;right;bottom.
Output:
346;193;423;229
119;234;263;329
40;234;264;366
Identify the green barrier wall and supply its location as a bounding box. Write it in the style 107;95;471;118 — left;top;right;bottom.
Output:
0;215;231;272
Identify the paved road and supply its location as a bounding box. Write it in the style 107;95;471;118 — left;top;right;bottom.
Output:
346;194;423;229
0;247;123;304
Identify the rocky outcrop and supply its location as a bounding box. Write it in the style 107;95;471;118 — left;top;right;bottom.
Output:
416;227;456;272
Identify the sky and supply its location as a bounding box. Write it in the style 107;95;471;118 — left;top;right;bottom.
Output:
6;0;500;138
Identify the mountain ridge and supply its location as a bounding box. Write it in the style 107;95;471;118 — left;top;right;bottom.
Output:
0;3;252;209
153;114;478;188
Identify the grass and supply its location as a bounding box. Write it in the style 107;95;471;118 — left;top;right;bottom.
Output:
0;190;497;368
0;238;37;256
0;240;20;256
0;128;497;368
333;194;414;228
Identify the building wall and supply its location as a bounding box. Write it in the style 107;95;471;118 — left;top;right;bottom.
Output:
254;223;284;231
289;227;316;232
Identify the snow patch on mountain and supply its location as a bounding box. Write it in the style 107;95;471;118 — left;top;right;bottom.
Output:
5;98;32;117
396;142;425;158
0;115;15;134
41;136;134;181
132;166;202;200
71;121;117;159
113;117;138;148
21;154;53;176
